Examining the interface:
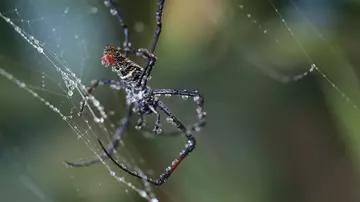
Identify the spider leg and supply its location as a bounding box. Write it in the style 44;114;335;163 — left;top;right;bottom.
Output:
98;138;161;185
80;79;123;113
100;101;196;186
140;127;182;138
132;48;157;62
152;89;206;133
105;0;131;56
134;105;161;134
134;49;156;88
151;0;165;53
135;113;145;129
64;106;132;167
149;105;162;133
137;0;165;88
154;101;197;183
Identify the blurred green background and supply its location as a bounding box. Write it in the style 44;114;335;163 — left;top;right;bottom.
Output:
1;0;360;201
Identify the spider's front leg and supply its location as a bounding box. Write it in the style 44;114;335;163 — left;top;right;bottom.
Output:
105;0;131;56
133;48;157;88
152;89;206;133
137;0;165;89
65;106;132;167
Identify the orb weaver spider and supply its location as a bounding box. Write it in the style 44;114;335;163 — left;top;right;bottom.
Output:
65;0;206;186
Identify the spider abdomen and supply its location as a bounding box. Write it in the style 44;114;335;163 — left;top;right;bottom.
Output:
103;45;144;81
118;64;143;81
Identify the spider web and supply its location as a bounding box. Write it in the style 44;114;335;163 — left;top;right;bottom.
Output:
0;0;159;201
238;0;360;109
236;0;360;176
1;0;360;201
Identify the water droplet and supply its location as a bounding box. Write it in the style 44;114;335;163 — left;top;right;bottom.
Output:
165;94;171;98
155;128;162;134
37;47;43;53
104;0;110;7
94;117;104;123
193;96;200;101
182;95;189;100
195;126;201;132
310;64;316;72
18;82;25;88
166;117;173;123
110;8;117;16
93;100;100;107
67;90;73;96
139;190;147;197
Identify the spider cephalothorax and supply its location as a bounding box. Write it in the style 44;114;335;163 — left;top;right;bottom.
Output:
102;45;156;116
65;0;206;186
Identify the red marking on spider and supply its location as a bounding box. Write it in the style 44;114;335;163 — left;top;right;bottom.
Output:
169;155;185;174
101;54;115;66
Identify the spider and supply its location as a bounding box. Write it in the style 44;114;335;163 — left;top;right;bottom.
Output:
65;0;206;186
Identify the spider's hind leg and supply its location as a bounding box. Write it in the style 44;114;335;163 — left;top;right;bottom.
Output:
65;106;132;167
99;101;197;186
153;101;197;184
151;89;206;134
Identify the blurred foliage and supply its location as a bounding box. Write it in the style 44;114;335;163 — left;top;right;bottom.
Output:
0;0;360;202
